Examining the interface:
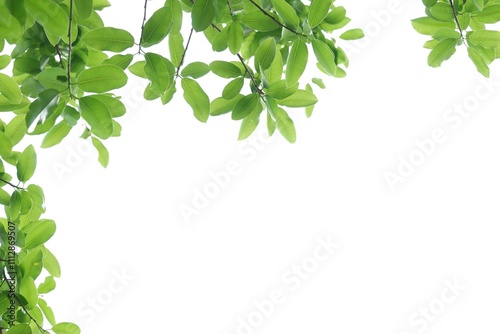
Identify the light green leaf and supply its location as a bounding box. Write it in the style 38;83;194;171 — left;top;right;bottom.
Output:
276;89;318;107
476;5;500;23
5;115;27;146
52;323;81;334
20;276;38;310
192;0;216;32
255;37;276;71
142;6;173;47
169;33;184;67
468;47;490;77
271;0;300;29
0;55;11;70
222;78;245;100
339;28;365;40
210;61;242;78
92;137;109;167
228;22;244;55
181;62;211;78
5;324;32;334
0;73;22;104
305;83;315;117
17;145;37;182
128;61;147;79
25;219;56;249
79;95;114;139
311;39;337;76
238;105;262;140
38;276;57;294
428;38;457;67
145;53;175;95
75;0;93;19
41;122;72;148
77;65;128;93
232;94;259;120
35;68;68;91
43;247;61;277
275;107;296;143
101;54;134;69
24;0;69;41
82;27;135;52
241;11;280;31
181;78;210;122
210;95;243;116
309;0;333;28
20;248;44;280
468;30;500;48
286;40;308;87
411;17;456;35
0;131;12;157
39;298;56;326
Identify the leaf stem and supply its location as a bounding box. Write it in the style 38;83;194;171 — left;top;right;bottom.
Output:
67;0;74;98
0;178;23;190
138;0;149;54
176;28;195;77
448;0;467;45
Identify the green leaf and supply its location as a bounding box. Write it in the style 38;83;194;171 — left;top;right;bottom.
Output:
411;17;455;35
276;89;318;107
0;131;12;157
17;145;37;182
6;324;32;334
26;89;60;129
432;28;461;40
92;137;109;167
39;298;56;326
0;73;22;104
52;322;81;334
181;62;211;78
476;5;500;23
181;78;210;122
232;94;259;120
20;248;44;280
43;247;61;277
79;96;114;139
41;122;72;148
309;0;333;28
77;65;128;93
101;54;134;69
222;78;245;100
210;61;242;78
266;80;299;99
241;11;280;31
311;40;337;76
24;0;69;41
128;61;148;79
271;0;300;29
144;53;175;95
429;3;454;21
192;0;216;32
82;27;135;52
169;33;184;67
286;40;308;87
38;276;56;294
468;47;489;77
75;0;93;19
25;219;56;249
255;37;276;71
468;30;500;48
228;22;244;55
0;6;22;43
142;6;173;47
5;115;27;146
210;95;243;116
428;38;457;67
35;68;68;91
0;55;11;70
339;28;365;40
275;107;296;143
238;104;262;140
305;83;315;117
20;276;38;310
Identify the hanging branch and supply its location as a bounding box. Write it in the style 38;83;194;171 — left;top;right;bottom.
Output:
138;0;149;55
448;0;466;44
0;178;23;190
67;0;75;97
176;28;195;77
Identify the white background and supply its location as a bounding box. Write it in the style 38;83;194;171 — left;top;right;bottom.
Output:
22;0;500;333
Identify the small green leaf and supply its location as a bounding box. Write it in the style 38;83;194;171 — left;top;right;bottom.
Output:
311;40;337;76
468;47;490;77
52;323;81;334
43;247;61;277
82;27;135;52
255;37;276;71
339;28;365;40
271;0;300;29
6;324;32;334
35;68;68;91
181;78;210;122
101;54;134;70
0;55;11;70
5;115;27;146
428;38;457;67
38;276;56;294
25;219;56;249
169;33;184;67
20;248;44;280
275;107;296;143
210;61;242;78
128;61;148;79
241;11;280;31
309;0;333;28
41;122;72;148
228;22;244;55
0;73;22;104
238;105;262;140
276;89;318;108
17;145;37;182
181;62;211;78
468;30;500;48
286;40;308;87
232;94;259;120
142;6;173;47
39;298;56;326
210;95;243;116
0;131;13;157
91;137;110;167
411;17;456;35
78;65;128;93
144;53;175;95
24;0;69;41
192;0;216;32
79;96;114;139
222;78;245;100
20;276;38;310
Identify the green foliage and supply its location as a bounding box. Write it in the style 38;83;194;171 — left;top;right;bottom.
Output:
412;0;500;76
0;0;493;332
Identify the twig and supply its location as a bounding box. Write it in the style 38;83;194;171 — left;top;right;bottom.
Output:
448;0;466;44
67;0;74;97
0;178;23;190
138;0;149;54
176;28;195;77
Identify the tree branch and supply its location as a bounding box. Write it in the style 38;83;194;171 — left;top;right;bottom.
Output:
176;28;195;77
448;0;466;44
67;0;74;98
138;0;149;54
0;178;23;190
247;0;307;37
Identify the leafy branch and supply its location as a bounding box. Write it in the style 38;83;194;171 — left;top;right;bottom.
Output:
247;0;307;37
448;0;466;44
67;0;75;98
138;0;149;54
